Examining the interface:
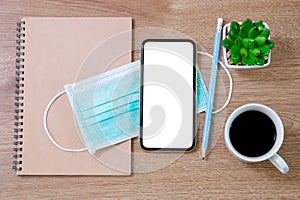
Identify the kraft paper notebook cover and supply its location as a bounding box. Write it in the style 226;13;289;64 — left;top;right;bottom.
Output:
13;17;132;175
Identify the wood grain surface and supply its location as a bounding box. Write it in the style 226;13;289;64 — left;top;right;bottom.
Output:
0;0;299;199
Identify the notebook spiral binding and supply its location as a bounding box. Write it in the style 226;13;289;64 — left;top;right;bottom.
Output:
13;21;25;171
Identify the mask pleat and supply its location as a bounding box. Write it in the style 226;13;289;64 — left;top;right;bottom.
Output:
84;100;139;127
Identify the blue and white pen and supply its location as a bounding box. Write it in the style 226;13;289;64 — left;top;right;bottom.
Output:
202;18;223;160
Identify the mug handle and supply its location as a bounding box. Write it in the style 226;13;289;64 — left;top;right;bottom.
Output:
268;153;289;174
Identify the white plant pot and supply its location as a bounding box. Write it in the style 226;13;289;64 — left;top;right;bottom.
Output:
222;22;271;69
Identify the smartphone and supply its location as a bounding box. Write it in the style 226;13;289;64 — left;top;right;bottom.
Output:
140;39;196;151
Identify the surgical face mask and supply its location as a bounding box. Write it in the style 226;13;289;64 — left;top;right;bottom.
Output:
43;60;209;154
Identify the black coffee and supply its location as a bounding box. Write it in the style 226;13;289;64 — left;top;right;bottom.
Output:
229;110;276;157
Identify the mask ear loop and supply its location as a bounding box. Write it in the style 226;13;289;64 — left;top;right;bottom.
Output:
43;90;87;152
197;51;233;114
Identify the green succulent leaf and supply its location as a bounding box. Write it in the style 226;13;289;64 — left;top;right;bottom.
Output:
242;38;249;48
242;54;255;65
230;45;240;57
255;56;265;66
240;47;248;57
230;21;240;35
249;48;261;57
231;55;241;64
249;40;255;49
222;38;234;49
266;39;275;49
235;38;242;47
254;20;264;30
242;19;253;29
260;45;270;56
248;27;260;39
239;28;248;38
259;28;270;38
254;36;267;46
229;29;237;40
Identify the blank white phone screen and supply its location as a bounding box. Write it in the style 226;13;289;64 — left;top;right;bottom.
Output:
141;40;195;150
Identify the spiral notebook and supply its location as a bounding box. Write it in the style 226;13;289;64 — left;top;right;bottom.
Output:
13;17;132;175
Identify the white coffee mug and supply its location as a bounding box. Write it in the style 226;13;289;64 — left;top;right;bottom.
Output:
225;103;289;174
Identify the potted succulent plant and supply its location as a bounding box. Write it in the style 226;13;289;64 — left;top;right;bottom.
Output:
222;19;274;68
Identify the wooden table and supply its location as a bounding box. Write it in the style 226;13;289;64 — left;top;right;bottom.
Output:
1;0;299;199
